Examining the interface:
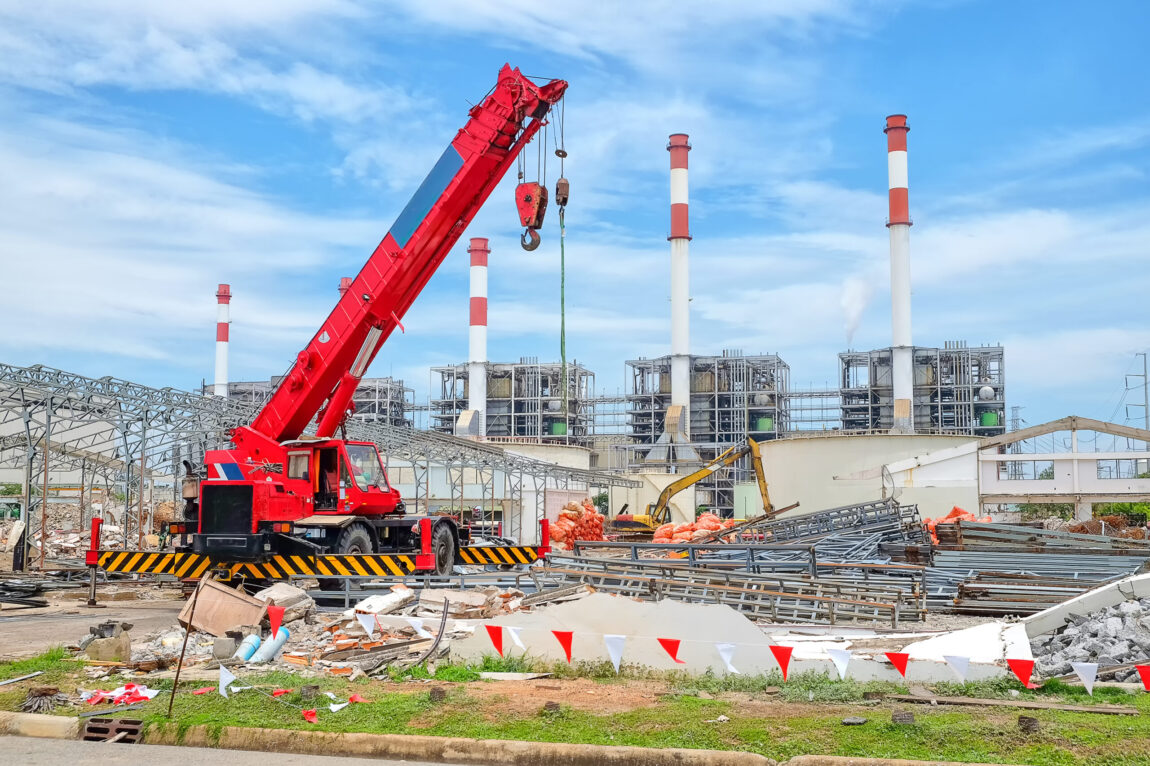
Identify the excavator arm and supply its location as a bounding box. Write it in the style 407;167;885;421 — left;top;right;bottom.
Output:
644;438;773;527
245;66;567;446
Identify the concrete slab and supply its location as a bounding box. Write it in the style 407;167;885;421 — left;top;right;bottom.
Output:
1023;572;1150;637
451;593;1009;682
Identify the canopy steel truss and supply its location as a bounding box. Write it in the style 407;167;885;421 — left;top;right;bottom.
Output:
0;362;638;561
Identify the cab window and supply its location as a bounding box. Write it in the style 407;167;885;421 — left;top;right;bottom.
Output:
345;444;389;491
287;453;309;480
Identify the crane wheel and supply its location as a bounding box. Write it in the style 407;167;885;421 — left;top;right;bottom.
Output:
317;524;374;590
432;523;456;577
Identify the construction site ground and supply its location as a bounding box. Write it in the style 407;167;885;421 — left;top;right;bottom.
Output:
2;645;1149;765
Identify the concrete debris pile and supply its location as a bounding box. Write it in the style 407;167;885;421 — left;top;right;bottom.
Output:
93;580;593;681
1068;515;1148;540
1031;597;1150;682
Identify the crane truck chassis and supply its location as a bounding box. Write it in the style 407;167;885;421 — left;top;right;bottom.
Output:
87;65;566;583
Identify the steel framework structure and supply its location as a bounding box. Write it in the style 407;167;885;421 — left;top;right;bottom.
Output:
0;362;638;561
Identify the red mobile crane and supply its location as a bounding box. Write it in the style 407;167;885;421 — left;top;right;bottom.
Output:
176;66;567;576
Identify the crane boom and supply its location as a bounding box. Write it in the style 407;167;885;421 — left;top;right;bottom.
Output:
186;66;567;572
250;65;567;444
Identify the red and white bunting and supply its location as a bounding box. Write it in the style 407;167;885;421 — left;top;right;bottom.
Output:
943;655;969;683
507;626;527;652
715;643;739;675
407;617;433;639
658;638;686;664
1071;662;1098;695
1137;665;1150;691
604;634;626;673
827;648;851;681
267;605;285;639
553;630;574;663
356;612;377;639
218;665;236;698
1007;658;1036;689
485;625;504;657
885;652;910;678
770;645;793;681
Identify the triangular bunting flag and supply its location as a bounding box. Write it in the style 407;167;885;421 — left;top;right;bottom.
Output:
348;694;368;703
886;652;910;677
406;617;433;639
218;665;236;698
356;612;377;639
943;655;969;683
1071;662;1098;695
715;643;740;675
508;626;526;651
1007;658;1036;688
485;625;504;657
603;634;625;674
657;637;686;664
770;645;794;681
271;688;292;697
329;702;349;713
267;605;285;639
553;630;574;663
302;709;318;723
827;648;851;681
1137;665;1150;691
192;687;214;695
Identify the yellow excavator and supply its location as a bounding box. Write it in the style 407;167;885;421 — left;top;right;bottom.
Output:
611;437;773;533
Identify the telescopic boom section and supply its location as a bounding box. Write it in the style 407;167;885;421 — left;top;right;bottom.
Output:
249;66;567;443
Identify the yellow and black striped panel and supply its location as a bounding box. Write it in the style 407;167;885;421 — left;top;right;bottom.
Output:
456;546;540;566
227;553;418;579
98;551;213;579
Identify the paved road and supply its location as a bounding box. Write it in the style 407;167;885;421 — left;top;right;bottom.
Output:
0;736;471;765
0;600;183;660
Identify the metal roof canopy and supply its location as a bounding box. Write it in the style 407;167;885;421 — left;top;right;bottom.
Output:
0;361;638;550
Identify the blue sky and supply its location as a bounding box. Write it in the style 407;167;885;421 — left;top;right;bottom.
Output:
2;0;1149;428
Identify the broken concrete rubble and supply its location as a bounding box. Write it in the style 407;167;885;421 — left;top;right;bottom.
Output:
1030;596;1150;682
252;582;316;624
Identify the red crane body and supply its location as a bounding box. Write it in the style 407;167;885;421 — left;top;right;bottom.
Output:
188;66;567;570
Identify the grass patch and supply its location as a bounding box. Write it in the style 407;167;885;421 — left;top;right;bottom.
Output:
0;646;70;679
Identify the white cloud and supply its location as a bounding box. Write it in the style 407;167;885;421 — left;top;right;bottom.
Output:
0;114;378;376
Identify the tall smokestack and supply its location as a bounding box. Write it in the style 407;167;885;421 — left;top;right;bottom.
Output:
885;115;913;434
338;277;352;297
668;133;691;437
467;237;489;435
213;283;231;397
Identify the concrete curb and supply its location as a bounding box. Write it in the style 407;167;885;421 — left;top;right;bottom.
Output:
144;723;778;765
0;711;80;740
0;713;1011;766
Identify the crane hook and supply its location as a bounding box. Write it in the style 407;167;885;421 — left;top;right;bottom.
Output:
521;228;541;251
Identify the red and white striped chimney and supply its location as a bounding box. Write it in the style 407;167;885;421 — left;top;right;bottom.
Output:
668;133;691;436
213;283;231;397
338;277;352;297
467;237;489;434
885;115;913;433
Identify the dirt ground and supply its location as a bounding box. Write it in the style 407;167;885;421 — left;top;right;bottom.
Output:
448;676;672;716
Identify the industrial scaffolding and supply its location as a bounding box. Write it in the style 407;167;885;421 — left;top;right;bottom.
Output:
206;377;414;428
429;358;595;444
839;341;1006;435
622;351;790;516
626;351;790;444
